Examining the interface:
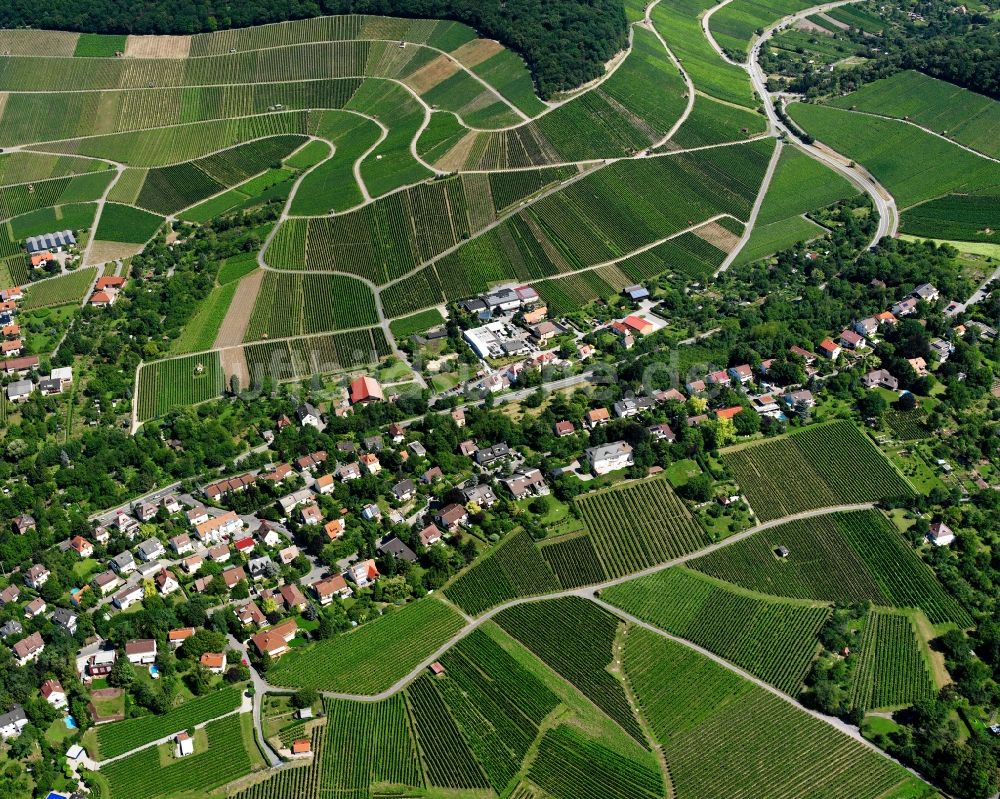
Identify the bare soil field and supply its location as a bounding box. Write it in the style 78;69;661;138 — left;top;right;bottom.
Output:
214;268;263;347
124;34;192;59
451;38;504;69
404;54;461;94
693;220;741;253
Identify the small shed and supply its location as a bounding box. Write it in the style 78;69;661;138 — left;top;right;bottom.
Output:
292;738;311;754
775;546;790;558
429;661;446;676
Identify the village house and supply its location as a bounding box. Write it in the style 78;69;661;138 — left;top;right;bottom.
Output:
156;569;180;595
347;559;380;588
313;575;352;605
911;283;939;303
839;330;866;350
13;632;45;666
136;537;165;562
52;608;78;635
279;488;315;515
260;463;293;484
24;597;46;619
584;408;611;429
279;545;299;566
392;479;416;502
0;585;18;605
208;543;231;563
500;468;548;500
892;297;918;317
125;639;157;665
613;396;656;418
25;563;50;589
278;583;308;612
234;600;266;628
463;483;497;508
0;620;21;638
908;357;929;377
300;503;323;526
315;473;335;494
92;570;121;595
361;503;381;521
862;369;899;390
422;466;444;484
419;524;443;547
360;453;381;475
435;503;468;532
41;679;67;709
554;420;575;437
169;533;193;555
113;584;144;610
12;514;35;536
251;618;299;658
459;440;478;457
296;402;322;429
6;379;31;403
69;535;93;558
248;557;275;580
337;462;362;481
200;652;227;674
182;554;204;575
175;731;194;757
818;339;841;360
324;518;346;540
585;442;634;476
0;706;28;740
168;628;195;648
475;443;510;468
222;566;247;590
186;506;211;526
648;423;677;442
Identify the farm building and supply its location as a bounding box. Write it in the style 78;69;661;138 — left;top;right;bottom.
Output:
350;375;384;404
25;230;75;254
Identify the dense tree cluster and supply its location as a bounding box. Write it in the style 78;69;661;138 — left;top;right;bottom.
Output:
0;0;628;97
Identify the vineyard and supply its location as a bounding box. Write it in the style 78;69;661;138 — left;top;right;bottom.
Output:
243;272;378;340
723;420;914;521
92;686;242;760
624;628;932;799
243;327;390;387
443;530;558;615
851;610;936;710
266;597;464;693
409;629;561;793
495;597;647;743
21;268;96;310
604;567;829;695
575;476;710;578
690;509;971;626
901;193;999;245
540;534;607;588
136;352;226;421
103;714;253;799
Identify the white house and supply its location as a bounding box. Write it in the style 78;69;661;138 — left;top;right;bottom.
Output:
41;679;67;709
175;731;195;757
584;442;634;476
113;584;144;610
0;706;28;740
125;639;157;665
928;522;955;547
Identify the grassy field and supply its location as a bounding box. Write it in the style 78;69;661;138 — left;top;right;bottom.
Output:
387;308;444;339
605;567;829;694
690;509;972;626
267;598;464;693
21;268;96;310
169;282;238;354
788;102;1000;211
826;70;1000;159
723;420;915;521
624;627;934;799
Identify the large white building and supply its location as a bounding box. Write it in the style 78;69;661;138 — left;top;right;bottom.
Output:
584;442;634;476
463;322;531;359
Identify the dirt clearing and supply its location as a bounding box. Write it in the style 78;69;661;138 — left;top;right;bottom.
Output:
692;221;741;253
451;39;504;69
86;240;143;265
435;131;480;172
124;35;192;59
404;55;461;94
214;268;263;348
220;345;250;388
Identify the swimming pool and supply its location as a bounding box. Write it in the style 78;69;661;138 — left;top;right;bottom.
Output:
63;715;77;730
149;665;160;678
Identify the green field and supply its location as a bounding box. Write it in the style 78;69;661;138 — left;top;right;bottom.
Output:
788;103;1000;212
624;627;934;799
901;194;998;244
95;203;164;244
89;686;242;760
575;475;711;579
604;567;829;694
690;509;972;626
826;70;1000;159
267;598;465;693
169;282;237;354
495;596;647;743
851;610;936;710
136;352;226;421
21;268;96;310
387;307;445;339
710;0;815;55
444;530;558;616
102;714;253;799
723;421;915;521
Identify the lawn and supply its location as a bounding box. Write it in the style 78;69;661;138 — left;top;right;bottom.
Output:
664;458;701;487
